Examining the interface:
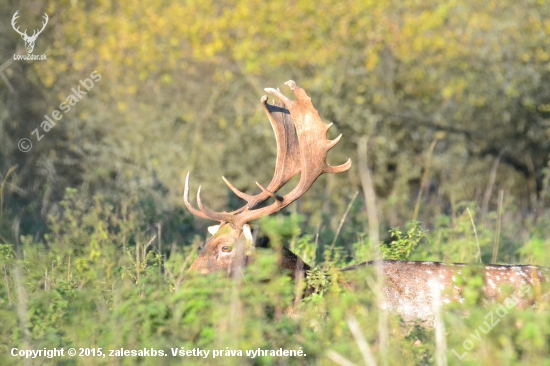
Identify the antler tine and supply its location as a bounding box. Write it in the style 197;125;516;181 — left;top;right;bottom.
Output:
222;176;283;203
185;172;238;224
222;176;253;201
183;173;212;220
323;130;352;173
264;88;293;106
325;157;352;174
196;186;235;223
255;182;283;202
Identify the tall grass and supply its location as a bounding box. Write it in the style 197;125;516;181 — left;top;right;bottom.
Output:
0;187;549;365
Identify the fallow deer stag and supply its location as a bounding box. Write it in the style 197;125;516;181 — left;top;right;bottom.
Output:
184;80;549;322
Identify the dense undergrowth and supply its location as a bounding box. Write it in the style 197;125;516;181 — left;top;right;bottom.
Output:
1;189;549;365
2;0;550;364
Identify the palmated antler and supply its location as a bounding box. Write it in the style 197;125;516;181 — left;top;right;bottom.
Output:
184;80;351;227
222;95;302;212
183;94;301;220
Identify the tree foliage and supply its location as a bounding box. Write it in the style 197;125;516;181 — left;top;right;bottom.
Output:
1;0;550;363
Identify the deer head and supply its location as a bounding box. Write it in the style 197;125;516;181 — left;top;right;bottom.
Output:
12;11;49;53
185;80;351;275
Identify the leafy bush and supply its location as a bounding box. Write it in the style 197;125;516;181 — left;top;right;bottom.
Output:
1;190;549;365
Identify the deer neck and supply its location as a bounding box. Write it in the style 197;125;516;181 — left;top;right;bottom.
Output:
279;246;311;279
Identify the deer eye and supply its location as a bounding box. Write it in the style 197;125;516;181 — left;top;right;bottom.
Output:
221;246;233;253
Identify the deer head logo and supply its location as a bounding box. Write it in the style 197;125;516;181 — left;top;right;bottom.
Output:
11;11;49;53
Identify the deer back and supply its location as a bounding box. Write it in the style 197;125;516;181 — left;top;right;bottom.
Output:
341;260;550;321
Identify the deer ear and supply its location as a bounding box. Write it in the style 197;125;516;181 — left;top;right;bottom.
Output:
207;225;220;235
243;224;253;243
243;224;255;256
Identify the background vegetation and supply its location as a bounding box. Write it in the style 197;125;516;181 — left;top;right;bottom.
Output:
1;0;550;364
